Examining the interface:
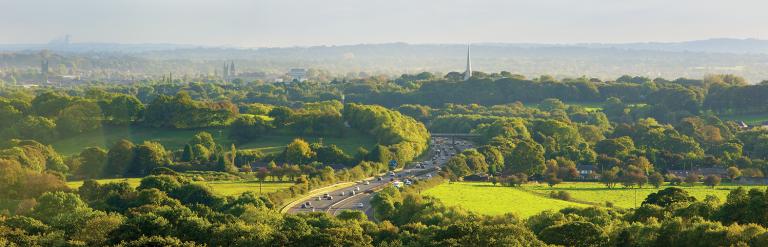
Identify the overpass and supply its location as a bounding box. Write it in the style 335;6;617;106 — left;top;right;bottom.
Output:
430;132;482;144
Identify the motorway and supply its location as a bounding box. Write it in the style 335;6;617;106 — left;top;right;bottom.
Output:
287;136;474;219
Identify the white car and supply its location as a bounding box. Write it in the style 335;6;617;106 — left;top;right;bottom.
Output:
355;203;364;208
364;181;370;185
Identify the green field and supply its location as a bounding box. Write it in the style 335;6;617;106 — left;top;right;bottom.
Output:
50;126;377;155
66;178;293;196
719;112;768;125
524;182;767;208
423;182;587;217
423;181;767;217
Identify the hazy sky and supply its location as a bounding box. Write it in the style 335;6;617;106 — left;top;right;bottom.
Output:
1;0;766;47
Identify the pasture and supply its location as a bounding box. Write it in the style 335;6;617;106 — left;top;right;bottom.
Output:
422;182;587;217
719;112;768;125
524;182;767;208
423;181;767;217
50;125;377;155
66;178;293;196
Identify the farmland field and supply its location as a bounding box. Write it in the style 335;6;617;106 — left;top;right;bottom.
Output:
524;182;767;208
423;181;768;217
423;182;587;217
50;125;377;155
719;112;768;125
66;178;293;196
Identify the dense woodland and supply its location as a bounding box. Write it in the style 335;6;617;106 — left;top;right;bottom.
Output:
2;72;768;246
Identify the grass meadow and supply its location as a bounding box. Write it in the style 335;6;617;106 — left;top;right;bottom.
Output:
66;178;294;196
719;112;768;125
50;125;377;155
422;182;586;217
423;181;767;217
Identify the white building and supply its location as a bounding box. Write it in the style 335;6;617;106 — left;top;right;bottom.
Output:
289;68;308;82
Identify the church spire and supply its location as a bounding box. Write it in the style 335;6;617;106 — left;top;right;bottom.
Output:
464;44;472;81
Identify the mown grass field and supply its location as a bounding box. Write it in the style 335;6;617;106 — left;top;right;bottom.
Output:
51;125;377;155
66;178;294;196
423;182;586;217
719;112;768;125
524;182;767;208
423;181;767;217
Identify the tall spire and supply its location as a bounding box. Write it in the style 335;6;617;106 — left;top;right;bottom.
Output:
464;44;472;81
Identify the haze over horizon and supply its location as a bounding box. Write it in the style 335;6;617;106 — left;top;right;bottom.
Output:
1;0;767;47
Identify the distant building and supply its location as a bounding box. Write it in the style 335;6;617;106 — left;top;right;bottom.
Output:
41;59;49;83
667;167;728;179
577;165;598;179
289;68;308;82
464;44;472;81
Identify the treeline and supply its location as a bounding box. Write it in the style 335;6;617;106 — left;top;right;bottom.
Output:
415;98;768;189
343;103;430;168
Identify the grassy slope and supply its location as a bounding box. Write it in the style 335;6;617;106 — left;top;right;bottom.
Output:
719;113;768;125
524;182;767;208
423;182;587;217
66;178;293;196
50;125;377;156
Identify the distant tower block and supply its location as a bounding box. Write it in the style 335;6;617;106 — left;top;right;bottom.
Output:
41;59;49;83
229;61;236;77
464;44;472;81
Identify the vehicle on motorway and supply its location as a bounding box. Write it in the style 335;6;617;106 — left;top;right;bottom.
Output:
323;193;330;198
376;177;383;181
316;196;322;201
327;196;333;200
393;181;403;188
364;181;370;185
426;174;432;178
355;203;364;208
340;191;345;196
350;190;356;196
354;186;360;191
405;180;413;186
364;189;374;194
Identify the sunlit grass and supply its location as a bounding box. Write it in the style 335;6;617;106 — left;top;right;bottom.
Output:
66;177;293;196
523;182;767;208
423;182;587;217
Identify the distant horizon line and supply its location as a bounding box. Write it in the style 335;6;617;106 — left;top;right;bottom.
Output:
0;37;765;50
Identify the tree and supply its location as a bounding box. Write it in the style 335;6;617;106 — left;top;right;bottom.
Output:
268;106;294;126
601;167;620;188
545;173;562;187
103;94;144;125
703;175;721;188
649;172;665;188
506;140;545;175
538;221;607;247
181;144;194;162
256;167;268;194
284;139;314;164
685;173;699;186
445;156;471;180
642;187;696;207
105;139;135;177
56;100;103;136
78;147;108;179
129;141;168;176
727;167;742;181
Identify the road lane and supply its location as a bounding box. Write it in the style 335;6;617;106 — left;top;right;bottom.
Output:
287;137;473;218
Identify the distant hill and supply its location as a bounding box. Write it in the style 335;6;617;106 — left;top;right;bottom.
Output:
2;39;768;83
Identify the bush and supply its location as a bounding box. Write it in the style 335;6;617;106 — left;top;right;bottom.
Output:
550;191;572;201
